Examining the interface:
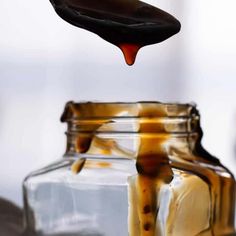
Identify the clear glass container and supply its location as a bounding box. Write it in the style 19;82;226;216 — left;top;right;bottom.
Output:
23;102;236;236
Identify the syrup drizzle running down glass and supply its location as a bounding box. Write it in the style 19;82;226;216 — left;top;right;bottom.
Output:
62;102;236;236
49;0;181;65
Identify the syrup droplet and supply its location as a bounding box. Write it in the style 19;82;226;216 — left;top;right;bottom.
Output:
119;44;141;65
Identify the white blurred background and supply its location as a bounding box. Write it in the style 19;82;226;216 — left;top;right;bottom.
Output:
0;0;236;205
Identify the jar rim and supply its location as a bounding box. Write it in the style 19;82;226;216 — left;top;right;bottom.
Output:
61;101;198;122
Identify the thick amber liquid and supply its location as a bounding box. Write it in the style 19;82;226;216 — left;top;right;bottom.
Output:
49;0;181;65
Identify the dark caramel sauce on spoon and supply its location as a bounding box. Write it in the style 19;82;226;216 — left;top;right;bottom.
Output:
50;0;181;65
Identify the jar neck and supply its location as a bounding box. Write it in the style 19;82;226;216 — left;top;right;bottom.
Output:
61;102;201;158
64;132;199;158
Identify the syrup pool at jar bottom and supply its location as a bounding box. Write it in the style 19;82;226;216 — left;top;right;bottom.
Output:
23;102;236;236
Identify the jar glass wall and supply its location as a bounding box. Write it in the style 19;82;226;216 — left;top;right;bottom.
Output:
23;102;236;236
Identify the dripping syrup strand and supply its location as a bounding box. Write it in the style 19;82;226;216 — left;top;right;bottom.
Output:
119;44;141;65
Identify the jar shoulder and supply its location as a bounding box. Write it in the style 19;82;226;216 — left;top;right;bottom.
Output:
170;150;235;182
23;156;137;187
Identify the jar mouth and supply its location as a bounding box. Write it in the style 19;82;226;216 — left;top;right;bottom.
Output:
61;101;199;122
61;101;200;134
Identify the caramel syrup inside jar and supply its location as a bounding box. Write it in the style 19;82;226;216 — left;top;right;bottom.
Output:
61;102;236;236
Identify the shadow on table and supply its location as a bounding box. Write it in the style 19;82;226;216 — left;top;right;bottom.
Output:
0;197;23;236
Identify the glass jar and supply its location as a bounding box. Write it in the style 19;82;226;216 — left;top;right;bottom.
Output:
23;102;236;236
